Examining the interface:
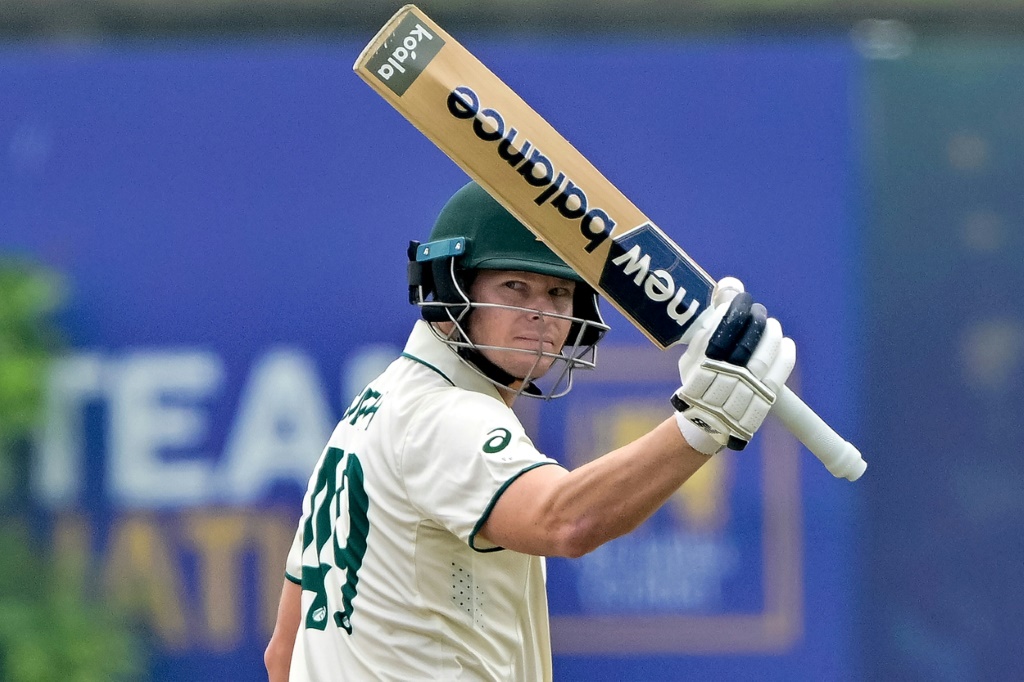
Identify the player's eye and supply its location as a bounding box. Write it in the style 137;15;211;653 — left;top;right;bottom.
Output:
550;287;573;298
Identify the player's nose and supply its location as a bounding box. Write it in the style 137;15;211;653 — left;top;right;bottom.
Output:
527;291;563;316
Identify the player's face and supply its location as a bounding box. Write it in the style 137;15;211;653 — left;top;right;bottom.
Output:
467;269;576;380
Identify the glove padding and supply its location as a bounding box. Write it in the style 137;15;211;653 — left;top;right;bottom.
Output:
673;281;796;455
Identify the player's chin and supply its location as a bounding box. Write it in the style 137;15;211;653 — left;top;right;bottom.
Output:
489;349;558;380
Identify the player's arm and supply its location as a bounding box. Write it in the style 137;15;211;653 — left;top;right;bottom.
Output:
265;578;301;682
480;416;706;558
479;288;795;558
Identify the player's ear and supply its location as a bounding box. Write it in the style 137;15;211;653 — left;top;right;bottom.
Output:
570;283;605;347
407;241;435;305
408;240;460;323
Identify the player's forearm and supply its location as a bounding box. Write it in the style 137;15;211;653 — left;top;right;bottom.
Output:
265;578;301;682
540;417;708;557
265;643;291;682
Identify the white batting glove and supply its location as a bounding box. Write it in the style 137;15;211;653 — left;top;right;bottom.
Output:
672;278;796;455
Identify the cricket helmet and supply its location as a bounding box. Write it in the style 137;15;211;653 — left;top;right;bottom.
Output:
408;181;608;398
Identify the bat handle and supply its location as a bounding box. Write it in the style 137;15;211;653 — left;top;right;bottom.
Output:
774;386;867;481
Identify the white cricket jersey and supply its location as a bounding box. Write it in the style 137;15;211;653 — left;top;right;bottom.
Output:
286;321;560;681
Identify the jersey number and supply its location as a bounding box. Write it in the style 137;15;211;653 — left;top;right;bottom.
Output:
301;447;369;634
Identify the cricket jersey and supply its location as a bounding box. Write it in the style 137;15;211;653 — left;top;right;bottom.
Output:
286;320;560;681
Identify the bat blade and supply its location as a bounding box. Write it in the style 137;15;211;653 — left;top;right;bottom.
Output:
354;5;866;481
353;4;714;348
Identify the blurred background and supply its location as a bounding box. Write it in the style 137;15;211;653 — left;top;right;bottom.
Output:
2;1;1022;680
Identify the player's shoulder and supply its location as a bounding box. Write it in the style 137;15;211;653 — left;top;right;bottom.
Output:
402;380;522;444
417;381;511;422
389;352;494;406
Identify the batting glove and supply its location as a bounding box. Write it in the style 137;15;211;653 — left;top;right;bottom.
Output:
672;278;796;455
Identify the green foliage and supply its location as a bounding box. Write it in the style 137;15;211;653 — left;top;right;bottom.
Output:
0;524;145;682
0;258;147;682
0;258;64;444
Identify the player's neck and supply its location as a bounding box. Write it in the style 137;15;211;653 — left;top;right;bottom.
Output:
498;383;519;408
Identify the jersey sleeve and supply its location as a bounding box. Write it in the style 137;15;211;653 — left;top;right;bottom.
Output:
400;389;560;551
284;521;303;585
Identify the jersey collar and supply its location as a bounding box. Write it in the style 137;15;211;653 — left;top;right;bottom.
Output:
402;320;508;403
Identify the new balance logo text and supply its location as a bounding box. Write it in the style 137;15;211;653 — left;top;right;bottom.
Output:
446;85;615;255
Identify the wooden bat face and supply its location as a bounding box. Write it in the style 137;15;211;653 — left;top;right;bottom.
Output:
354;4;715;348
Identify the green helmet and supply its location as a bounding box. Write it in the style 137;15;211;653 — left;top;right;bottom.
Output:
408;181;608;399
427;181;582;281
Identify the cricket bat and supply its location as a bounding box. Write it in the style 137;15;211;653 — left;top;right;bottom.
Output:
353;5;867;481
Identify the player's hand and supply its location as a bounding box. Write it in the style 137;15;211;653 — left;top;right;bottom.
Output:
672;279;796;455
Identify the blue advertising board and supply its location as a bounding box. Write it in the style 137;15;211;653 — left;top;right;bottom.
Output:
1;36;860;680
862;39;1024;681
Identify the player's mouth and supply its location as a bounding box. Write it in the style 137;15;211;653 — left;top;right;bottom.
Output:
515;336;556;350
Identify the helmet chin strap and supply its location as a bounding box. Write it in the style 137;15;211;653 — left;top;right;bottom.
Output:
456;346;543;397
454;308;545;397
427;290;591;401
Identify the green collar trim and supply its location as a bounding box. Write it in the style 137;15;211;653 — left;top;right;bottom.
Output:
401;352;455;387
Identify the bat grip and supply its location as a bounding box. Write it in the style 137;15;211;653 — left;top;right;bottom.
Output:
774;386;867;481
